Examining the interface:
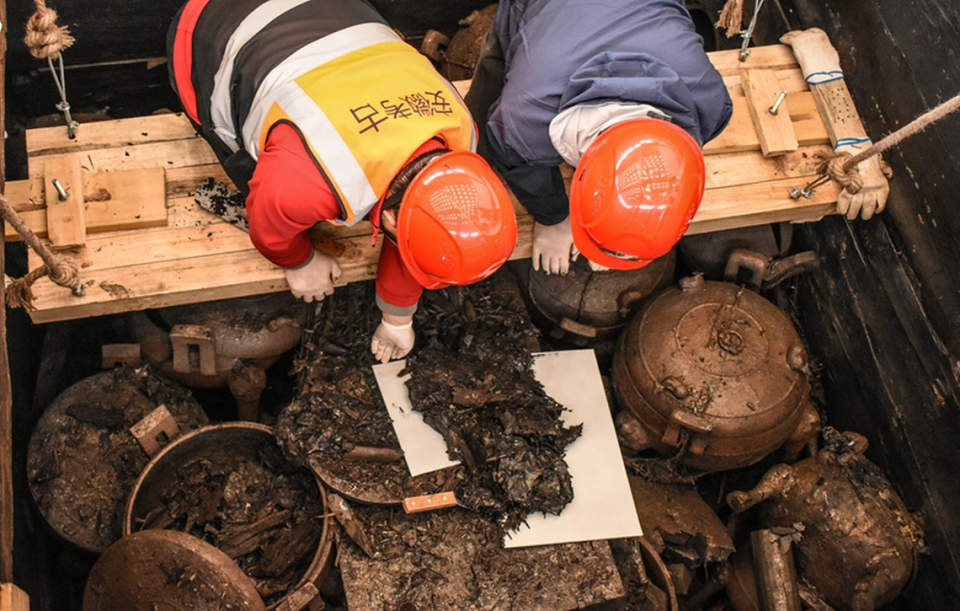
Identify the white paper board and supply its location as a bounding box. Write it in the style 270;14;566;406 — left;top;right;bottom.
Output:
372;350;642;547
503;350;642;548
372;360;460;477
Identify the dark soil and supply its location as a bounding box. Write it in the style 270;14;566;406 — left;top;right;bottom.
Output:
337;503;624;611
276;270;581;532
26;366;209;553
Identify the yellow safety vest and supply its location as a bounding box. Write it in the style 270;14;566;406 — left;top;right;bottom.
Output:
244;24;476;226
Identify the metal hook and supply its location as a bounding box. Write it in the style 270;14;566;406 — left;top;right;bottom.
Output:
789;175;831;200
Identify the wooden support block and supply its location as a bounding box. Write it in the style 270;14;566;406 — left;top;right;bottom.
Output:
0;584;29;611
704;92;828;155
44;155;87;248
4;167;168;242
741;68;799;157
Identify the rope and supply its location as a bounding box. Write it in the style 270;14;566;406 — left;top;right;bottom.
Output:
812;91;960;195
24;0;74;60
0;193;83;310
716;0;744;37
25;0;79;138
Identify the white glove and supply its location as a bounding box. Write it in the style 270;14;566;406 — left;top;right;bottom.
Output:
284;249;341;303
532;218;575;275
371;319;415;363
833;143;890;220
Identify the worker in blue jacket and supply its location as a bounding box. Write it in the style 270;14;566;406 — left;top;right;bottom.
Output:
467;0;733;275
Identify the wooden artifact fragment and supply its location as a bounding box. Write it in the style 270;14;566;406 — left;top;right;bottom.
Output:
129;405;182;458
751;529;803;611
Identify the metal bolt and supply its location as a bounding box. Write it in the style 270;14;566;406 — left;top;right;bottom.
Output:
768;91;788;115
51;178;70;201
73;283;86;297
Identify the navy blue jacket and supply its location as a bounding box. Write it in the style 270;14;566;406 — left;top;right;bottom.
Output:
482;0;733;224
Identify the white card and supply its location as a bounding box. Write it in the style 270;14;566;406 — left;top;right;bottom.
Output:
373;350;642;547
372;360;460;477
503;350;642;548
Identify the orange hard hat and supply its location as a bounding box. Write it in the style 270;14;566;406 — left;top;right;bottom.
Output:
568;117;705;270
396;150;518;290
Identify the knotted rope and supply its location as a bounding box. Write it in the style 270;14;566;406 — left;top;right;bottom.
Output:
24;0;74;60
716;0;744;37
811;92;960;195
716;0;766;61
24;0;80;138
1;193;83;310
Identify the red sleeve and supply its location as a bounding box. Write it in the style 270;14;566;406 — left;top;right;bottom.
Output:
246;123;342;268
375;238;423;310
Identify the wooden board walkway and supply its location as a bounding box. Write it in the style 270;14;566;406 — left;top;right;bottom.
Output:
12;44;844;324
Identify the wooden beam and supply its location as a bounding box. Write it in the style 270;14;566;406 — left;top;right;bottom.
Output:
4;167;169;242
0;0;14;585
740;68;799;157
0;584;29;611
28;135;217;178
43;155;87;248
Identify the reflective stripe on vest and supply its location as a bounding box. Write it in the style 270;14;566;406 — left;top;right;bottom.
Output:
245;32;475;226
208;0;313;151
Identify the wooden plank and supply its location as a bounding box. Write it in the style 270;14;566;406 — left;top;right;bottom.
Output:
44;155;87;248
25;236;377;323
25;113;199;157
704;146;832;190
708;44;799;76
704;92;828;155
28;136;217;179
687;177;840;236
4;167;169;241
740;68;799;157
0;584;29;611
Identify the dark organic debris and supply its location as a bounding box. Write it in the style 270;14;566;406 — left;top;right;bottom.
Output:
135;442;325;605
404;272;581;532
26;366;208;552
338;504;624;611
277;272;582;534
277;282;459;504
